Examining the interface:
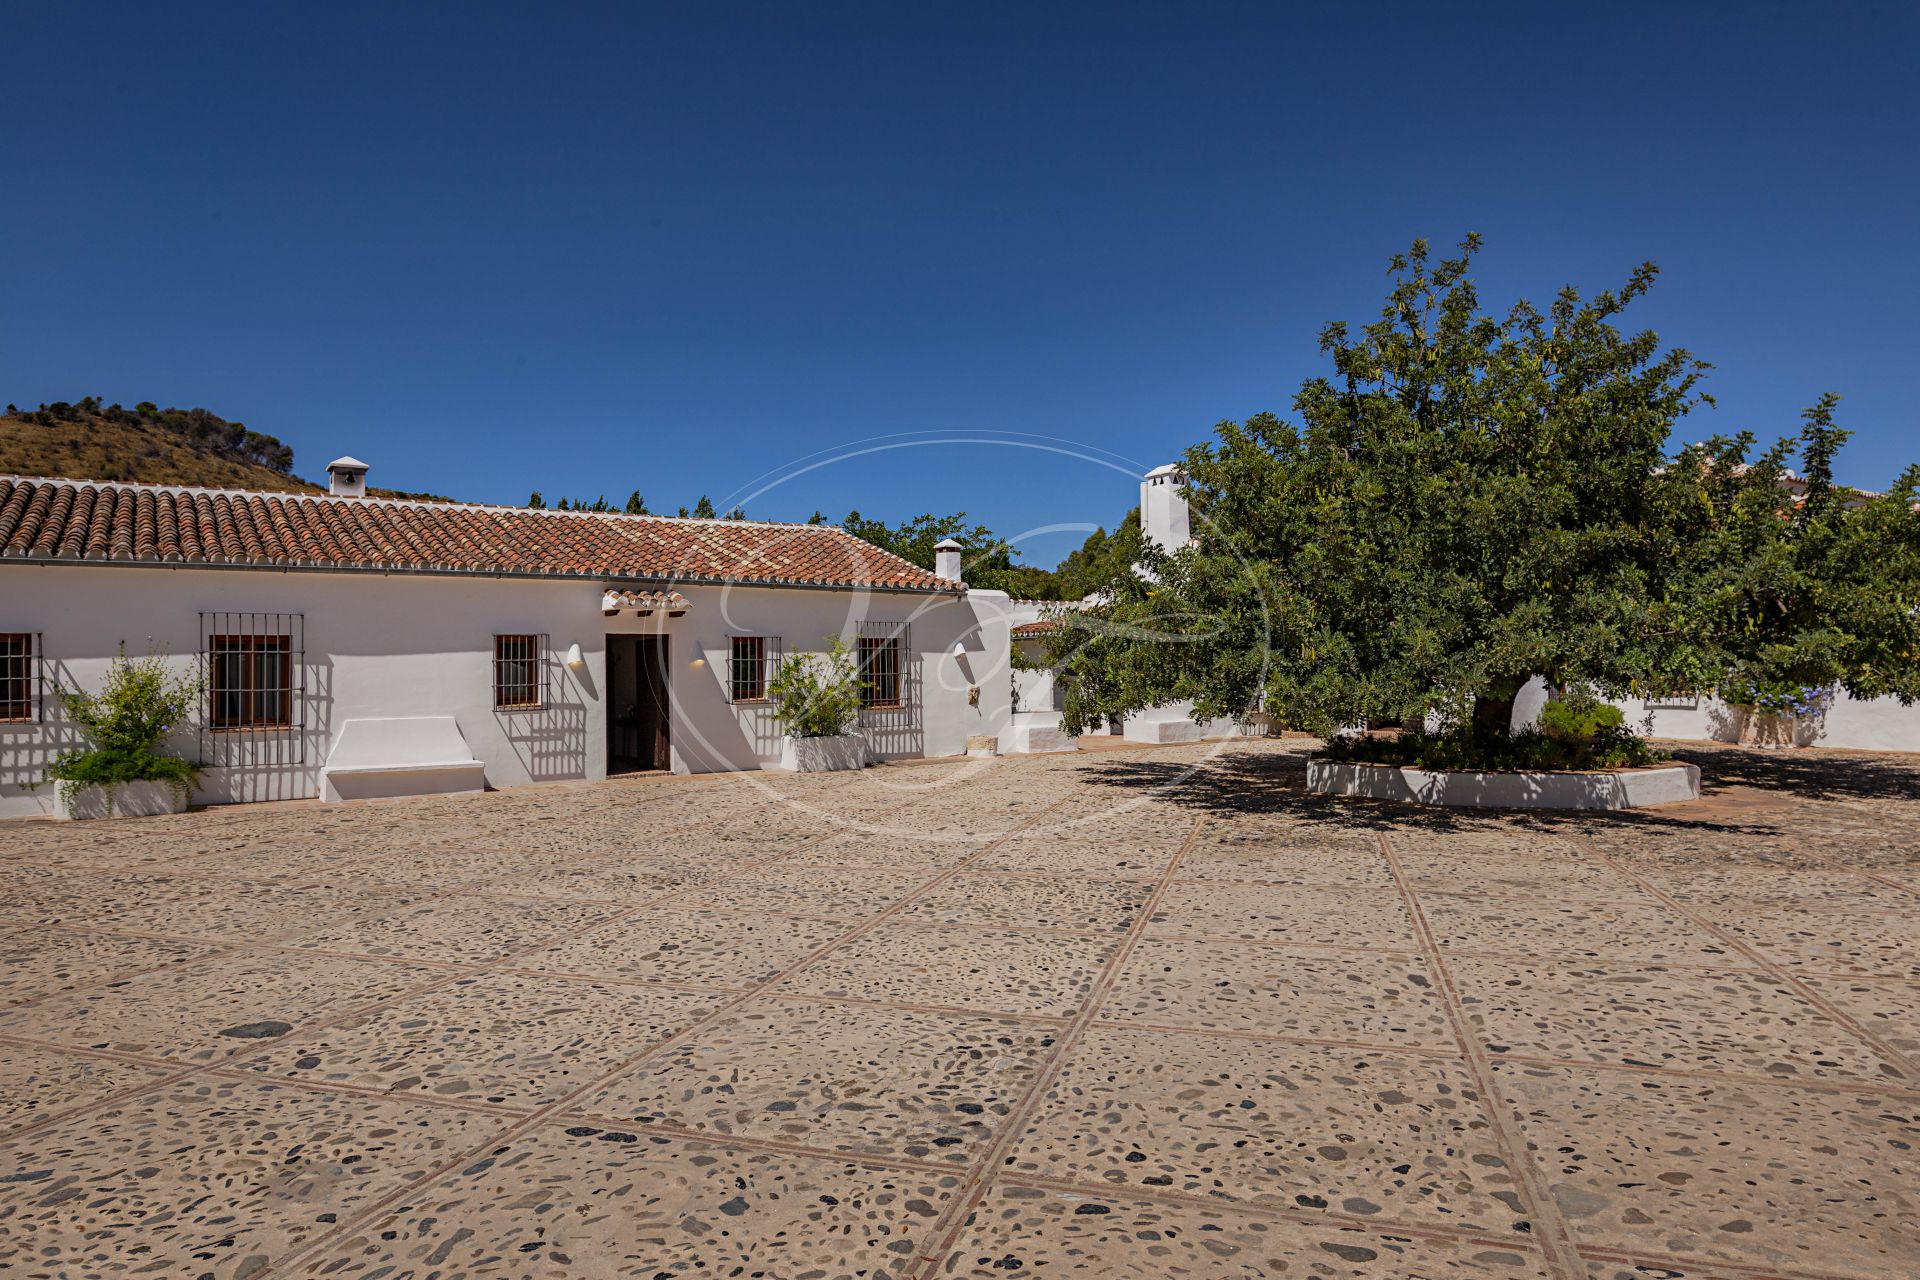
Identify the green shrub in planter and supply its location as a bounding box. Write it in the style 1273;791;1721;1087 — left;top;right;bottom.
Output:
40;647;204;816
1535;697;1625;743
768;633;865;738
1325;692;1660;773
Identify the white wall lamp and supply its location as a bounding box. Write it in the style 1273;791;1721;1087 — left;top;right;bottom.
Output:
564;643;585;670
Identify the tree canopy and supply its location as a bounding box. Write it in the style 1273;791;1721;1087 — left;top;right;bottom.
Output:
1662;396;1920;706
842;510;1063;596
1052;237;1920;740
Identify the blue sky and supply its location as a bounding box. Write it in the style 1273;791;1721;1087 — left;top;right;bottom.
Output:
3;2;1914;567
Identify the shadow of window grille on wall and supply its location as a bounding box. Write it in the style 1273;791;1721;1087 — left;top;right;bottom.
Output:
729;635;786;756
200;612;317;800
1647;694;1701;711
492;633;586;782
857;620;921;758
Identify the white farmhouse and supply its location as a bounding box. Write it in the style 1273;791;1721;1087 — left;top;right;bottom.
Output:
0;462;1016;818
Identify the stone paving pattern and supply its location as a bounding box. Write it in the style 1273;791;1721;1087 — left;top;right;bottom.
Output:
0;738;1915;1279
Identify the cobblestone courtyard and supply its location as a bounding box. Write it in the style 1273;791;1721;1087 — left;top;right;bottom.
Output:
0;740;1915;1279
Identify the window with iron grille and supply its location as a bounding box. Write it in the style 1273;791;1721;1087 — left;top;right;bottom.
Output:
0;633;40;723
729;636;781;703
1646;694;1700;711
493;634;547;709
208;634;295;728
857;632;902;708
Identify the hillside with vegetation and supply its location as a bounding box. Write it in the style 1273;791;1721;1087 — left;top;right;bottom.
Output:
0;398;451;500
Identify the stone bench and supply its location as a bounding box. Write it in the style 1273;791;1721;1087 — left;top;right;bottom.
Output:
322;716;487;802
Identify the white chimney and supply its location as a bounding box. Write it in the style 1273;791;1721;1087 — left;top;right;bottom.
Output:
1140;463;1191;553
326;456;369;498
933;537;964;582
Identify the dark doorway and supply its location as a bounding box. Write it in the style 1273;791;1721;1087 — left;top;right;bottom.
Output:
607;635;671;773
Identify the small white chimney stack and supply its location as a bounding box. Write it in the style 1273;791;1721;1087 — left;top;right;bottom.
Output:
326;456;369;498
933;537;965;583
1140;463;1191;553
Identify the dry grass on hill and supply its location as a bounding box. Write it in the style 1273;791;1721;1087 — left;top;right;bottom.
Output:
0;409;319;493
1;401;453;501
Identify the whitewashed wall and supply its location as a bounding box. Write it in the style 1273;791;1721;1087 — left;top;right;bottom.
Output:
0;564;1013;818
1513;675;1920;753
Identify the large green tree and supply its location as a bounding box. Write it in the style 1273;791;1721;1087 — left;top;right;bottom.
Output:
1058;236;1730;738
1663;396;1920;706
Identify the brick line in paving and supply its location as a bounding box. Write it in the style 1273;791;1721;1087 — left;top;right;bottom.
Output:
1375;829;1587;1280
0;780;947;1145
1564;830;1920;1081
259;789;1079;1276
1574;1242;1882;1280
25;895;1905;994
552;1104;976;1177
902;816;1210;1280
992;1169;1560;1261
1000;1168;1881;1280
1767;837;1920;903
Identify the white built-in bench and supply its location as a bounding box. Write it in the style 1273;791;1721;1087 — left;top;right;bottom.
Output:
322;716;487;802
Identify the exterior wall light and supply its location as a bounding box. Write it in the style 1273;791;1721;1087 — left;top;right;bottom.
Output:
564;643;585;669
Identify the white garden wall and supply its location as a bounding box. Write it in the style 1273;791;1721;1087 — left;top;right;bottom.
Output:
1513;675;1920;754
0;564;1014;819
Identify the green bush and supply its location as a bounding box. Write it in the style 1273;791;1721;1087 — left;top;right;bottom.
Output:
41;648;204;815
768;634;865;738
1324;712;1661;773
1535;697;1625;743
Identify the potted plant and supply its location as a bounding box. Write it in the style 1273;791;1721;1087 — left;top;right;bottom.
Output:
768;633;868;771
1719;676;1834;748
40;647;204;819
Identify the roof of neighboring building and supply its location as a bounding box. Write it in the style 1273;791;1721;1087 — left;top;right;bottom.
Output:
0;475;958;593
1010;619;1063;637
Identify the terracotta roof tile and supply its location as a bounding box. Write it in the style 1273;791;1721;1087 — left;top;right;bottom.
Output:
0;476;958;594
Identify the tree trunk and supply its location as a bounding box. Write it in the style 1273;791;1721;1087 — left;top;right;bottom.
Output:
1471;679;1524;742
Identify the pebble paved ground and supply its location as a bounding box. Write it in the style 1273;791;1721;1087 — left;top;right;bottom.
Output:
0;738;1915;1279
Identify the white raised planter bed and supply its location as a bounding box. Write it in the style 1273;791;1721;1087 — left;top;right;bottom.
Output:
778;734;867;773
1307;758;1700;810
1003;711;1079;754
55;780;190;821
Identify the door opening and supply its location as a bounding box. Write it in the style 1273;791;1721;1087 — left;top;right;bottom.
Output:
607;634;671;773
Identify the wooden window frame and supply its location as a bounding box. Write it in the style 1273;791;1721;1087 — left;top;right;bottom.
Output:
208;634;295;730
0;632;40;724
493;633;547;711
857;632;903;710
729;635;772;704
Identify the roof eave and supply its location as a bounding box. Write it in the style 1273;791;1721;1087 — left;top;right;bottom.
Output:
0;552;964;595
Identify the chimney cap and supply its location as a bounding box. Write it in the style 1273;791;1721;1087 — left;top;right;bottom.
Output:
326;456;369;473
933;537;964;550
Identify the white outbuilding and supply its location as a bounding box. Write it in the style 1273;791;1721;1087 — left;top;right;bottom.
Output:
0;471;1017;818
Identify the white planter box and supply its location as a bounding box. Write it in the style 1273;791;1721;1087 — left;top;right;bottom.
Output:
1730;707;1823;749
54;779;191;821
1306;759;1701;810
778;734;867;773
